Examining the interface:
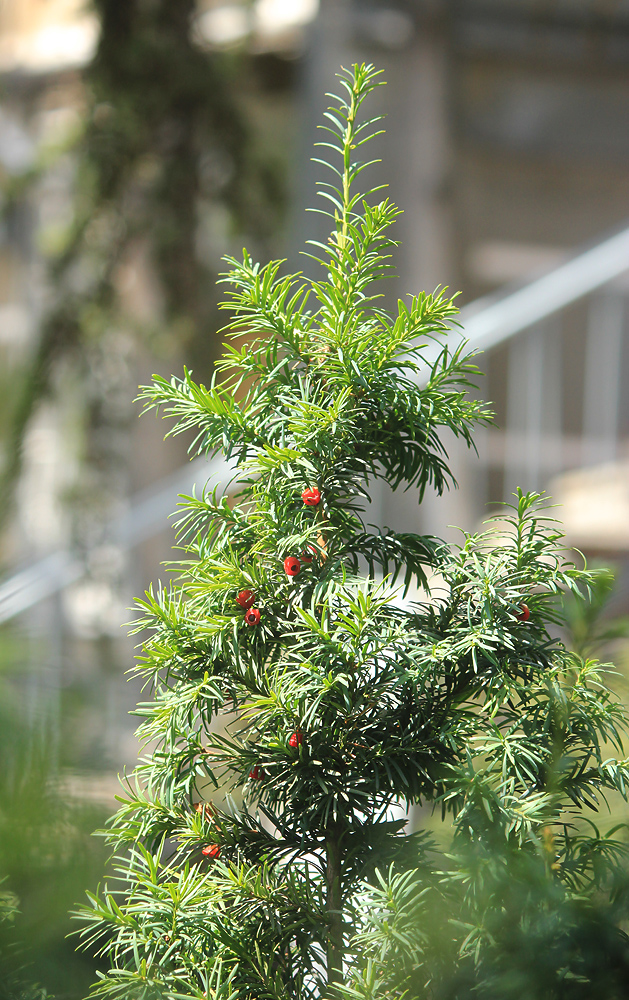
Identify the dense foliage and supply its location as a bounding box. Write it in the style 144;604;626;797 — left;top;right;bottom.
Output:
78;64;629;999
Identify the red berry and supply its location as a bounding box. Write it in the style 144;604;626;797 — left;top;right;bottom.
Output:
249;765;265;780
245;607;261;626
299;545;316;564
236;589;255;609
301;488;321;507
284;557;301;577
201;844;220;859
516;604;530;622
288;730;303;748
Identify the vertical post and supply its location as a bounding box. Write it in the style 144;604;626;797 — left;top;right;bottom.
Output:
582;291;624;465
293;0;354;270
388;16;466;540
541;315;563;479
504;323;545;498
499;316;564;503
325;828;344;986
396;21;453;296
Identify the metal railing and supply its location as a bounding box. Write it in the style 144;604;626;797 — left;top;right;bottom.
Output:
2;222;629;623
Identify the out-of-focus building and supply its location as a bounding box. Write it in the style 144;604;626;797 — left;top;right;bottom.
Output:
301;1;629;573
0;0;98;74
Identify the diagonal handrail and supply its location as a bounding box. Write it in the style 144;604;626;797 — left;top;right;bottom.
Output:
2;222;629;622
457;224;629;352
0;454;234;623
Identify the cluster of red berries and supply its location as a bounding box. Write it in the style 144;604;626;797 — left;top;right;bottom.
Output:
236;589;261;626
235;489;322;621
246;732;302;785
284;545;317;579
283;490;321;578
234;488;308;792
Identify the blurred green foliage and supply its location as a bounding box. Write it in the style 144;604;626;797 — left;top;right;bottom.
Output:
341;564;629;1000
0;2;291;995
343;834;629;1000
0;0;286;515
562;565;629;660
0;630;109;999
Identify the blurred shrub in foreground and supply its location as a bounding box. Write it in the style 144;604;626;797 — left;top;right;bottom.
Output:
343;566;629;1000
344;829;629;1000
0;632;109;1000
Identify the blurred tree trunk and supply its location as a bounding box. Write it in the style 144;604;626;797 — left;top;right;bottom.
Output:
1;0;283;550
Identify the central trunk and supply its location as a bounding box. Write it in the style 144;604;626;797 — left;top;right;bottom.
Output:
325;828;344;987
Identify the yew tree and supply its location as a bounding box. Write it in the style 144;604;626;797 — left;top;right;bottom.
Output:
78;64;629;1000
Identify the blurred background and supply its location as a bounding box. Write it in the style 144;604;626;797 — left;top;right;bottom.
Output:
1;0;629;995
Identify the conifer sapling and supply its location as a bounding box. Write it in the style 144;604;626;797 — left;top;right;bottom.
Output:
77;64;629;1000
